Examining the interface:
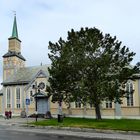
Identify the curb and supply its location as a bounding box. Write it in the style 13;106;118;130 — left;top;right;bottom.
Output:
20;124;140;136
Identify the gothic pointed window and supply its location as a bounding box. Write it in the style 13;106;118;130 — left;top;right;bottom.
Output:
126;81;134;106
7;88;11;108
16;87;20;108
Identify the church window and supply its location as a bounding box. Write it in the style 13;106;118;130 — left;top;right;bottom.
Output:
89;103;94;108
126;81;134;106
75;98;81;108
7;88;11;108
16;88;21;108
75;101;81;108
106;101;112;108
89;100;94;108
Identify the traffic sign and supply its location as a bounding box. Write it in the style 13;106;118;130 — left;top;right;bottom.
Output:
26;99;30;105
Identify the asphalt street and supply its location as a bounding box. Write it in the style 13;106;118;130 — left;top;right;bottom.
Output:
0;117;140;140
0;129;101;140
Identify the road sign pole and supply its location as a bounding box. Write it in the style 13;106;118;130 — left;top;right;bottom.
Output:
26;104;28;125
25;98;30;125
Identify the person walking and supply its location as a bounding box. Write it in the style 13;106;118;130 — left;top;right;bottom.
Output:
9;111;12;119
5;111;9;119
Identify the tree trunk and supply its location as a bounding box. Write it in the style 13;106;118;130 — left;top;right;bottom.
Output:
95;103;102;120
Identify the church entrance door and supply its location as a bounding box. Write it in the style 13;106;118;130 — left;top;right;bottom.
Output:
37;98;49;114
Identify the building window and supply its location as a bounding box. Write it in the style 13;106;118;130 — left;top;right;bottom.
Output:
126;81;134;106
90;104;93;108
7;88;11;108
16;87;21;109
106;101;112;108
75;101;81;108
89;102;94;108
75;98;81;108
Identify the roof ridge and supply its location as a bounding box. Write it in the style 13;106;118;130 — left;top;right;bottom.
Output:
22;64;50;69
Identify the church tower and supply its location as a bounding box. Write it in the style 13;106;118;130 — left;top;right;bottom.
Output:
3;15;26;81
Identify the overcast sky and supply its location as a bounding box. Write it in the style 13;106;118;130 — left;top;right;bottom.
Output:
0;0;140;88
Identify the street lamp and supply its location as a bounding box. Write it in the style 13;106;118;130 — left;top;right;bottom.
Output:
35;95;38;122
32;82;39;122
33;89;41;122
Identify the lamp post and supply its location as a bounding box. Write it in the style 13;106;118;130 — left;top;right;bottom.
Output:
32;82;39;122
35;96;38;122
34;89;41;122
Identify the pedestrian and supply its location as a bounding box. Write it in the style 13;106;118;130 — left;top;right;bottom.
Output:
5;111;9;119
9;111;12;119
7;111;9;119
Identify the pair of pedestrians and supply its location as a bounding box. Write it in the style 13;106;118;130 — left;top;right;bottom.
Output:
5;111;12;119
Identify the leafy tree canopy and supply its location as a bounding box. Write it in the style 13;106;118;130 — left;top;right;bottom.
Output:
48;27;140;119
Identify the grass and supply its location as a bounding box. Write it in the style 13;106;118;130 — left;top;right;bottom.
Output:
30;117;140;132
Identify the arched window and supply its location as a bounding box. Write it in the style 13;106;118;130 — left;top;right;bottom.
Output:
126;81;134;106
7;88;11;108
16;87;20;108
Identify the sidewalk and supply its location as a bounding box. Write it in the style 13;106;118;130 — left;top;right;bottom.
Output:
0;117;140;140
0;117;37;126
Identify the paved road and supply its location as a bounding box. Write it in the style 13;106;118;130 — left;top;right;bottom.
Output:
0;117;140;140
0;129;101;140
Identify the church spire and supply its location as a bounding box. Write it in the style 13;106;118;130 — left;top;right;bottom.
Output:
11;14;18;39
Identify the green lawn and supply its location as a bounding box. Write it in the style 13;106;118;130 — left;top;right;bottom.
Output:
31;117;140;132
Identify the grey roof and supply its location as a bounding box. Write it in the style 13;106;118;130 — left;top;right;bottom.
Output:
2;65;50;86
3;51;26;61
33;91;48;98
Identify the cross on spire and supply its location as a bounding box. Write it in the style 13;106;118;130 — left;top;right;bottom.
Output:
12;10;16;16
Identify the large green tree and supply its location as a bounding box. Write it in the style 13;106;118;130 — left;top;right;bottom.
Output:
48;27;139;119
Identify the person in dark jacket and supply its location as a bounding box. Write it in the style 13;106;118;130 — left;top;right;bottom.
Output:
9;111;12;119
5;111;9;119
